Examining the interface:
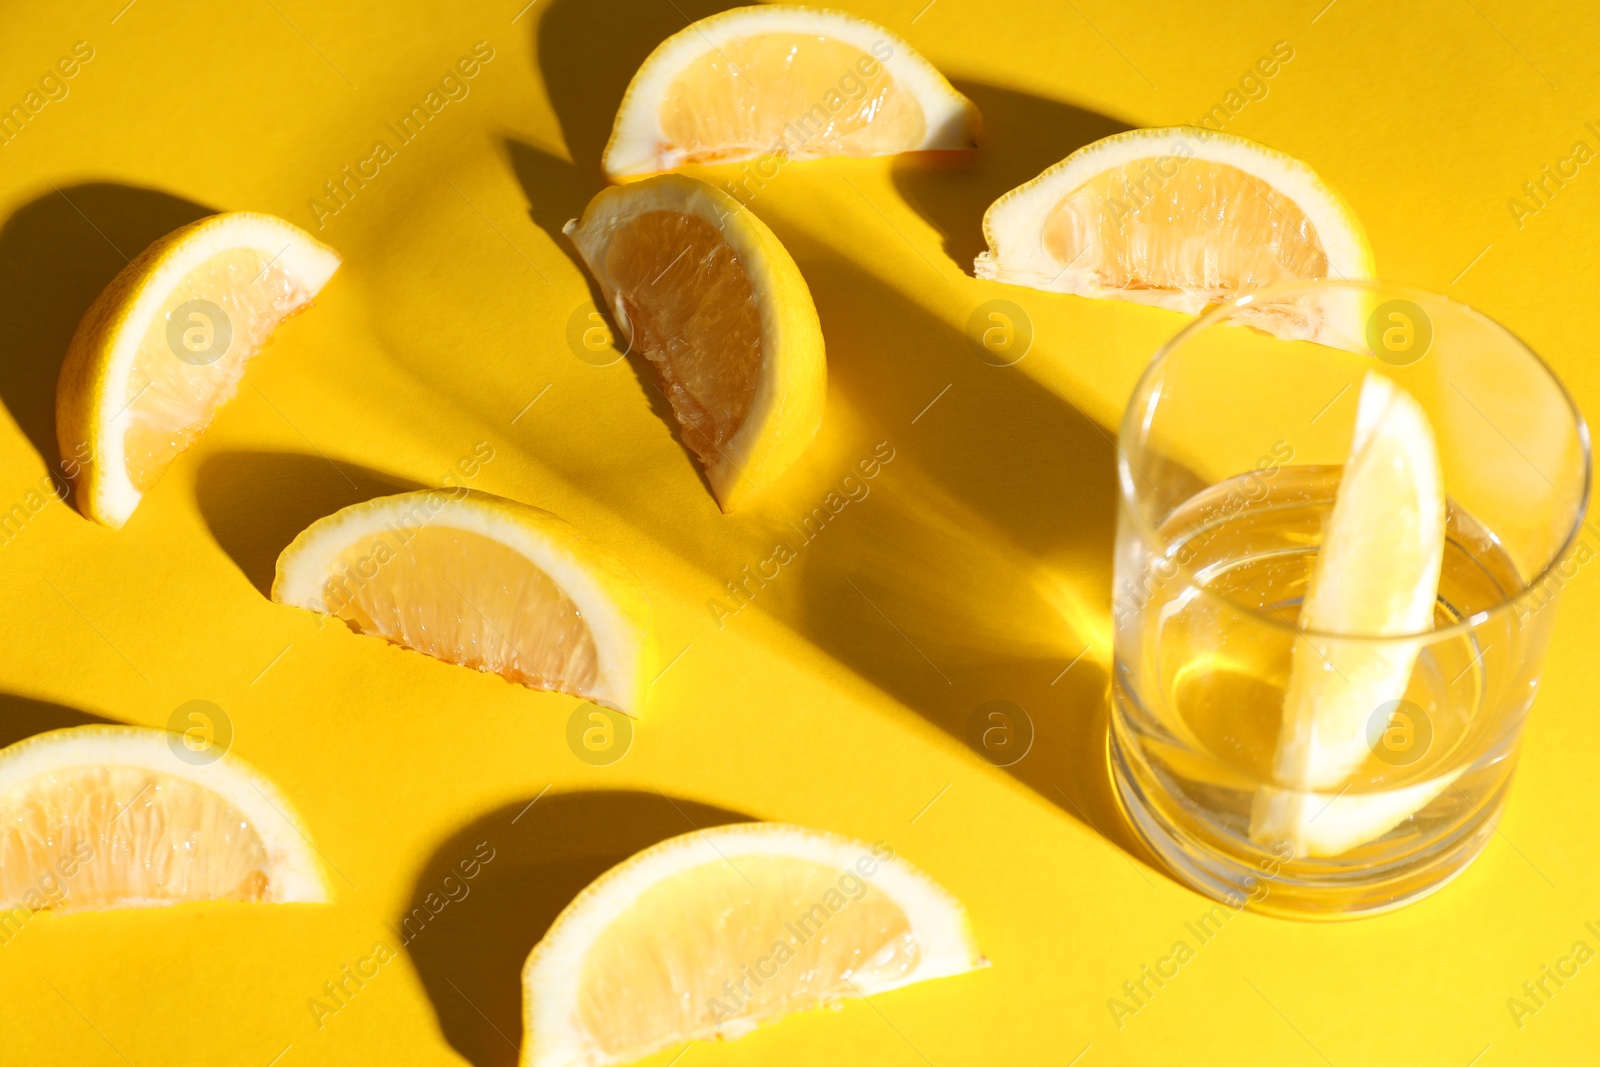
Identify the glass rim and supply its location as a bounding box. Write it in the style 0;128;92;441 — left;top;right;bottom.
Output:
1116;277;1594;644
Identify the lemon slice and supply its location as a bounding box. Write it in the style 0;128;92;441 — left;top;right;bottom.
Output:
1250;372;1447;856
565;174;825;512
0;725;326;912
1250;773;1461;860
521;823;983;1067
975;127;1372;342
272;488;653;715
55;212;340;528
602;5;980;178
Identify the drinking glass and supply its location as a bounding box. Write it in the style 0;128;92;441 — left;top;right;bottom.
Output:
1109;279;1591;918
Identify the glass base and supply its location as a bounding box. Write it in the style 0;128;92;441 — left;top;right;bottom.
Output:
1107;717;1499;920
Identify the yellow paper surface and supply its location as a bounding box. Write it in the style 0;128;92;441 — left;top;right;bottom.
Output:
0;1;1596;1064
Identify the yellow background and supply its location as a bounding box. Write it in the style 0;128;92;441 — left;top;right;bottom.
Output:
1;0;1597;1063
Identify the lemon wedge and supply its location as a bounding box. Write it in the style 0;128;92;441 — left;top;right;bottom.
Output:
1252;773;1462;860
0;725;326;912
1250;372;1448;856
976;127;1372;342
602;5;980;178
521;823;983;1067
565;174;825;512
55;212;340;528
272;488;653;715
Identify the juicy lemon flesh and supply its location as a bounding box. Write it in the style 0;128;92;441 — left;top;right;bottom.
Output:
604;210;761;468
321;525;603;698
659;34;924;164
0;766;271;911
1273;377;1444;792
1299;423;1440;637
1041;159;1330;299
577;855;918;1058
123;248;317;491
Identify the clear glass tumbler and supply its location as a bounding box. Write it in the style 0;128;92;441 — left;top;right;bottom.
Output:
1109;279;1591;919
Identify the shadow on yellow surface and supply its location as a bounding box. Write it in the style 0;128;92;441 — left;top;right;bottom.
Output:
893;80;1129;268
498;0;1161;912
533;0;732;177
0;182;214;476
775;240;1140;853
498;88;1151;867
502;139;601;273
0;692;118;750
504;138;722;504
402;789;752;1067
196;451;421;598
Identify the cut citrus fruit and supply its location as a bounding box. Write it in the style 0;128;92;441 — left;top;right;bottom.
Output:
565;174;825;512
1251;771;1461;860
975;127;1372;342
55;211;340;528
603;5;980;178
0;725;326;912
521;823;983;1067
272;487;653;715
1250;372;1447;856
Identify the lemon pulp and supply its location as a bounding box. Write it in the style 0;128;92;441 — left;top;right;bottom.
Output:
321;525;602;697
604;210;762;467
1041;159;1330;298
577;855;918;1055
1273;373;1445;791
659;34;924;164
0;766;271;910
122;248;316;491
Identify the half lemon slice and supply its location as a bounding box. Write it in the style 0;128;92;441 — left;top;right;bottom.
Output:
522;823;984;1067
0;725;326;912
272;488;653;715
976;127;1372;342
1250;372;1449;856
56;212;340;528
566;175;825;512
603;5;980;178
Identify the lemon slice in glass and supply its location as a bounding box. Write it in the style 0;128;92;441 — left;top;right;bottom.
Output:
1250;372;1449;856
